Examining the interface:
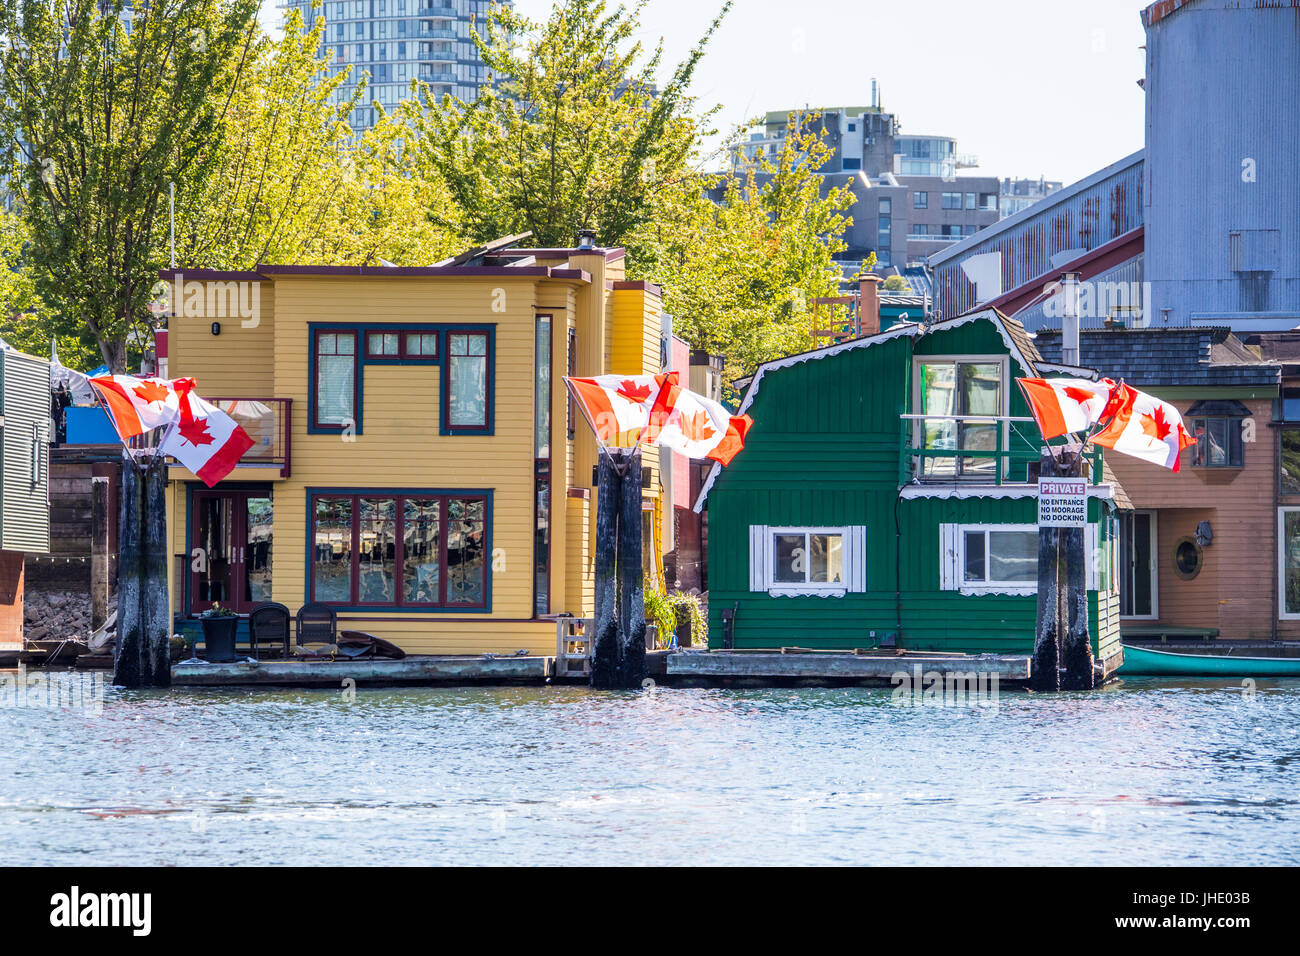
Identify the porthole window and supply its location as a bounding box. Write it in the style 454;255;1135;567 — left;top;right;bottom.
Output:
1174;537;1202;579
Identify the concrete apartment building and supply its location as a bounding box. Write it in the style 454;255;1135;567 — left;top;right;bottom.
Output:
999;177;1063;219
731;99;999;276
279;0;508;134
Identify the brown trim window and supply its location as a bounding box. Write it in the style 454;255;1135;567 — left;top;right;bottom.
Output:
312;329;358;429
1189;417;1244;467
443;330;492;433
365;329;439;360
310;492;488;609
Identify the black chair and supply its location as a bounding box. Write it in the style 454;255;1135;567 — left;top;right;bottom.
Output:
248;602;291;660
295;602;338;657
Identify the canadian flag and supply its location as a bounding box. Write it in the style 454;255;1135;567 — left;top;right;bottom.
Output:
89;374;194;440
159;390;256;487
1090;383;1197;472
643;379;753;466
563;373;674;448
1017;377;1121;439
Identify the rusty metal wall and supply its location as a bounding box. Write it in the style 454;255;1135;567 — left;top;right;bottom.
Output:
932;151;1144;319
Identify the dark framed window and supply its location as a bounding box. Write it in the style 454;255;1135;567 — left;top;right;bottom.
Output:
312;329;358;430
443;330;492;433
1190;416;1244;467
365;329;439;360
913;191;928;209
1278;387;1300;421
566;327;577;441
309;491;489;609
1282;430;1300;495
941;191;962;210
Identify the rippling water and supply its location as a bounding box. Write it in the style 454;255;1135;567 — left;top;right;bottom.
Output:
2;674;1298;865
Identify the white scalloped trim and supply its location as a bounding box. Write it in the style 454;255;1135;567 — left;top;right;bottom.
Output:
767;587;848;599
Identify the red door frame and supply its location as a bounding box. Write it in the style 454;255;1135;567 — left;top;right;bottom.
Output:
190;489;270;614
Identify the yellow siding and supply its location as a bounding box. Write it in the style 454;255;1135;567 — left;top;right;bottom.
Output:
165;251;666;655
168;281;276;395
565;494;593;615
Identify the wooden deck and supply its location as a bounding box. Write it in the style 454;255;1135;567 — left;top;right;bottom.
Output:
665;650;1032;685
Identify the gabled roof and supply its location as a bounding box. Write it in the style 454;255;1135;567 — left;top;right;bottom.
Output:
693;307;1039;512
1034;328;1280;389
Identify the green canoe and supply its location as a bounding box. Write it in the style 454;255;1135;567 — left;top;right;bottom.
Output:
1119;643;1300;677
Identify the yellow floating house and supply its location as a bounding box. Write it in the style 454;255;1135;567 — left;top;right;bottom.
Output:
161;240;668;655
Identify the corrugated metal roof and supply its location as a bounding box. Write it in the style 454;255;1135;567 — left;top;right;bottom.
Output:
932;151;1145;320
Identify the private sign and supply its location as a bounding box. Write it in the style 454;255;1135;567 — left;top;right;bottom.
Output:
1038;477;1087;528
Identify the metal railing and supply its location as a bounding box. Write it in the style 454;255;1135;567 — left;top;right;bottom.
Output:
208;398;292;478
899;413;1102;486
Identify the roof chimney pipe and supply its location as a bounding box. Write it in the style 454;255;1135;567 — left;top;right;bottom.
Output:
577;228;597;250
858;274;882;337
1061;271;1081;366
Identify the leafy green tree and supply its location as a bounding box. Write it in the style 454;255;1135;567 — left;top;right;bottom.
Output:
882;274;908;291
0;209;100;366
0;0;260;371
631;115;855;386
173;6;463;271
406;0;728;248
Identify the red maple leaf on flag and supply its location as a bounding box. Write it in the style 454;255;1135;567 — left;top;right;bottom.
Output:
679;410;716;442
1140;405;1174;442
132;380;171;405
176;416;215;447
1063;386;1096;405
616;380;652;403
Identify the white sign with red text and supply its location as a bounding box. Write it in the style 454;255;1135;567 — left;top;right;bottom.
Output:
1038;477;1087;528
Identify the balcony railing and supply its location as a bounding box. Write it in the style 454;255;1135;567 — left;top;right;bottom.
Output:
209;398;292;478
899;414;1102;486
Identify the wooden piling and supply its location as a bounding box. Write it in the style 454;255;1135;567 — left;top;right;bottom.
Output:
1032;449;1094;691
113;452;142;688
90;476;110;630
590;450;621;689
617;446;646;687
140;461;171;687
1059;451;1094;690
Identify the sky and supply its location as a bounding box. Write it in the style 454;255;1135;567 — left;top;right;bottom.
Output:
262;0;1150;187
517;0;1149;185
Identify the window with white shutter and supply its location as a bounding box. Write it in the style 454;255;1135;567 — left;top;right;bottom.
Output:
749;525;865;596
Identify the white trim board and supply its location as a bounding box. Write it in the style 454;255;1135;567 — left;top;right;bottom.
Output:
900;483;1115;500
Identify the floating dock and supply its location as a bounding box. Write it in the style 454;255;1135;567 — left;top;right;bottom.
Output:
667;650;1031;686
6;648;1122;689
172;654;554;687
163;649;1034;689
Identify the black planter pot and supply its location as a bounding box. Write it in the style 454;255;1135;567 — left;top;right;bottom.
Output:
201;616;239;662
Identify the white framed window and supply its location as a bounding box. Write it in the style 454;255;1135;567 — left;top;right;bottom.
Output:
912;354;1008;480
940;523;1099;595
748;525;866;597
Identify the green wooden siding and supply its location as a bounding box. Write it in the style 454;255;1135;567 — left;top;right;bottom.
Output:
706;315;1119;656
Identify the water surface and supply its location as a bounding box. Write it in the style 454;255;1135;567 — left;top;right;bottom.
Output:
2;675;1297;865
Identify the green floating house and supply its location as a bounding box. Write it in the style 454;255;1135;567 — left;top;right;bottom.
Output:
695;307;1124;668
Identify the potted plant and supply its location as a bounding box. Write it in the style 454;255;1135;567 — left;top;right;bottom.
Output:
668;592;708;648
199;603;239;662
